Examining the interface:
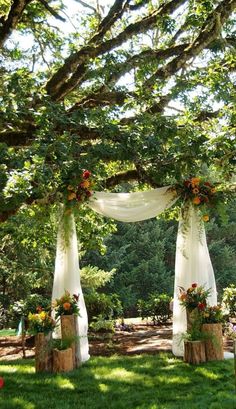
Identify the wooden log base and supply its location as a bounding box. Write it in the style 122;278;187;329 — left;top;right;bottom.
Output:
184;340;206;364
52;348;73;373
61;314;78;368
201;323;224;361
35;332;52;373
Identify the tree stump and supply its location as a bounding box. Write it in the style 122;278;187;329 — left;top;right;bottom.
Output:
201;323;224;361
184;340;206;364
35;332;52;373
61;315;78;368
52;348;73;373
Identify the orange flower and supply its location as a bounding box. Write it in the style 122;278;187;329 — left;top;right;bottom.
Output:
67;192;76;201
63;302;71;311
192;196;201;205
192;187;199;194
202;214;209;222
80;180;90;189
191;177;200;186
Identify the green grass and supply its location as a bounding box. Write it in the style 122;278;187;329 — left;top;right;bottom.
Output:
0;328;16;337
0;354;236;409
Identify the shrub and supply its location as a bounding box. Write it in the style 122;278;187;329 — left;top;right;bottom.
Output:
89;315;115;333
84;291;123;322
222;284;236;319
137;293;172;324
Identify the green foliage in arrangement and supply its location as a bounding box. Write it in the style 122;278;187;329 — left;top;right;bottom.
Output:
0;355;236;409
137;293;172;324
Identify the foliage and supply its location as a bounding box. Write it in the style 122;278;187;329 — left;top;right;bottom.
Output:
222;284;236;318
89;315;115;334
84;291;123;323
80;265;115;291
137;293;172;324
202;305;224;324
53;291;80;319
178;283;211;312
0;355;236;409
27;311;56;335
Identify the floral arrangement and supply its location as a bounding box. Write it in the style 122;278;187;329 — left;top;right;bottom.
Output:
202;305;224;324
53;291;80;319
28;310;56;334
225;322;236;339
176;177;219;222
66;170;93;206
178;283;211;312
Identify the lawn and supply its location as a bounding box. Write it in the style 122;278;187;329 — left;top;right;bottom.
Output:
0;354;236;409
0;329;16;337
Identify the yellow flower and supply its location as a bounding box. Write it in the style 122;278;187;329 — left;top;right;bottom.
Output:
67;185;74;191
211;188;216;194
67;192;76;201
80;180;90;189
40;311;47;320
202;214;209;222
192;187;199;194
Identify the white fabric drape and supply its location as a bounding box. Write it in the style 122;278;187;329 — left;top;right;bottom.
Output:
88;186;178;222
172;204;217;356
52;211;89;363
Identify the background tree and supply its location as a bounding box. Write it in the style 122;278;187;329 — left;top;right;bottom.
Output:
0;0;235;224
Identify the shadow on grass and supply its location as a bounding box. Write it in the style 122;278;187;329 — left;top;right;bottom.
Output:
0;354;235;409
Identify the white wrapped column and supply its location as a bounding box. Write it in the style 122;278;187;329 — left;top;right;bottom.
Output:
52;210;89;363
172;204;217;356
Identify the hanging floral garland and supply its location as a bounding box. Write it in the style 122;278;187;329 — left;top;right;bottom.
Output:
175;176;222;223
66;169;93;206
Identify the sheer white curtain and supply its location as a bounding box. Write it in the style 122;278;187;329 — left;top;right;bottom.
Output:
52;211;89;363
172;204;217;356
88;186;177;222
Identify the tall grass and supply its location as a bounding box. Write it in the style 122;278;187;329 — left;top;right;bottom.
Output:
0;354;235;409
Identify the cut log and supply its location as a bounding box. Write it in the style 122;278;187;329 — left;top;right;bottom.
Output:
201;323;224;361
52;348;73;373
35;332;52;373
186;308;201;333
184;340;206;364
61;314;78;368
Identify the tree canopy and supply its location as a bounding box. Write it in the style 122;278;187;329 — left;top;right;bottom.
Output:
0;0;235;223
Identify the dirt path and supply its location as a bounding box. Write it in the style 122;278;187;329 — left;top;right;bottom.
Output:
0;324;233;361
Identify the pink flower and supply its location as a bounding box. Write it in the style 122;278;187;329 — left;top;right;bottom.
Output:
0;377;4;388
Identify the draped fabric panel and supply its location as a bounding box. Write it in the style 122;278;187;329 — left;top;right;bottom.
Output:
88;186;178;222
52;212;89;363
172;205;217;356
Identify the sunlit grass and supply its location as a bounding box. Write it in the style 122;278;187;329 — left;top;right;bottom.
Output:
0;354;235;409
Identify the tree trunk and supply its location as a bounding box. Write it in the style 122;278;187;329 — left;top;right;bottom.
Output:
35;332;52;373
61;315;79;368
184;340;206;364
52;348;73;373
201;323;224;361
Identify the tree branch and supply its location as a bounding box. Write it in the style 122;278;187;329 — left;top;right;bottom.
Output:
38;0;66;22
0;0;32;48
145;0;236;87
46;0;188;99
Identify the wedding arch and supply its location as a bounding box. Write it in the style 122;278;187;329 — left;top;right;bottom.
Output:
52;184;218;363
